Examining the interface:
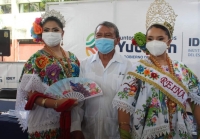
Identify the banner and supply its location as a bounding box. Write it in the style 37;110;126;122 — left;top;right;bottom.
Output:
0;62;24;89
0;0;199;89
47;0;200;78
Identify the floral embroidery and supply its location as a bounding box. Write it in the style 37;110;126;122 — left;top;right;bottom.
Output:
35;55;49;69
46;64;61;80
136;65;144;74
136;65;160;80
25;63;32;70
144;68;150;76
114;60;200;139
118;77;138;99
150;72;159;80
39;70;45;77
28;128;60;139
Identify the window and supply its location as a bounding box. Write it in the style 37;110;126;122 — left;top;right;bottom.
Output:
19;2;45;13
0;4;11;14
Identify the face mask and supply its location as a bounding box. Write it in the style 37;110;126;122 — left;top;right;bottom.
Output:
42;32;62;47
146;40;168;56
95;38;114;54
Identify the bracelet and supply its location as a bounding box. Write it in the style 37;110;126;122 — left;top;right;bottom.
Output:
41;98;47;108
54;100;58;109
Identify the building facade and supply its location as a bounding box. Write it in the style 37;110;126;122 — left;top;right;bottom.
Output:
0;0;79;62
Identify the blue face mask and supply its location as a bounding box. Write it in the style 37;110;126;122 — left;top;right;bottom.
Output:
95;38;115;54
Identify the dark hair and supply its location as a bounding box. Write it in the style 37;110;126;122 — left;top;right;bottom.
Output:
146;24;171;39
95;21;120;38
40;16;64;29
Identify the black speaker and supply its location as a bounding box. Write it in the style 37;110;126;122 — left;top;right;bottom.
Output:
0;30;10;56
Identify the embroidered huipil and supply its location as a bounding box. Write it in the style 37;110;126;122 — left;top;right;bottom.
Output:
113;59;200;139
71;52;132;139
15;50;80;139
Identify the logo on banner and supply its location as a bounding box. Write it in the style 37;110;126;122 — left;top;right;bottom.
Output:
189;38;199;47
85;33;98;56
188;38;200;57
6;77;18;83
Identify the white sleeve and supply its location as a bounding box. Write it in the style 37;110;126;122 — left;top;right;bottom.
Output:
70;102;84;132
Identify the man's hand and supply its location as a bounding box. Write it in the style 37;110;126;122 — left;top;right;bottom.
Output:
71;131;85;139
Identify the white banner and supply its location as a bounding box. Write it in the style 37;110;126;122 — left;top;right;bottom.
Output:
0;62;24;89
47;0;200;78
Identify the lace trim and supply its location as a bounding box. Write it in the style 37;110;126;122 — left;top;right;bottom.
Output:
15;74;49;131
142;124;170;139
188;93;200;105
112;99;134;115
177;122;192;136
131;127;141;139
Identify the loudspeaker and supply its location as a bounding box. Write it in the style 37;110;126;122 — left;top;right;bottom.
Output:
0;30;10;56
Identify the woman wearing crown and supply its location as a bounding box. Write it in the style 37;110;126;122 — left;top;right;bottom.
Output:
15;10;80;139
112;0;200;139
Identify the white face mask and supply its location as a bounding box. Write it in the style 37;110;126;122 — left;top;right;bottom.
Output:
42;32;62;47
146;40;168;56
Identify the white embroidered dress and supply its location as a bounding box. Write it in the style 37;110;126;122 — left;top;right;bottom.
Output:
113;59;200;139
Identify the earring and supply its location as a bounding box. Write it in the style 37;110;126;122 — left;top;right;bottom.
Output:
60;39;63;46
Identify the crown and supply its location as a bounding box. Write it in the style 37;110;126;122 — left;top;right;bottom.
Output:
146;0;177;37
41;9;66;28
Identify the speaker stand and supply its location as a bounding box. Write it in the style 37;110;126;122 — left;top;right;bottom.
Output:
1;56;3;62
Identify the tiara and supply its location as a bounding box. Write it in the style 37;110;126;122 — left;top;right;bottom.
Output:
41;9;66;28
146;0;177;37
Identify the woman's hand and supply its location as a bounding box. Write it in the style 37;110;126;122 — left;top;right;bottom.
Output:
56;98;78;111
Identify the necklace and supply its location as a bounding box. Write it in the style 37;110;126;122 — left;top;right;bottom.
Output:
44;45;72;78
149;54;176;139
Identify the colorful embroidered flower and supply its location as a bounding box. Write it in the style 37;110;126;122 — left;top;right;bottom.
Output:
25;63;32;70
130;86;137;92
90;83;96;89
176;74;182;81
123;87;129;92
35;131;40;138
35;55;49;69
151;117;157;123
151;97;159;106
144;69;150;76
182;68;188;76
40;70;46;77
136;65;144;74
151;72;158;79
46;64;61;80
174;63;178;68
33;22;43;34
128;91;135;96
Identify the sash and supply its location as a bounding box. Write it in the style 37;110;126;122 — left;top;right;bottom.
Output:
128;60;189;111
